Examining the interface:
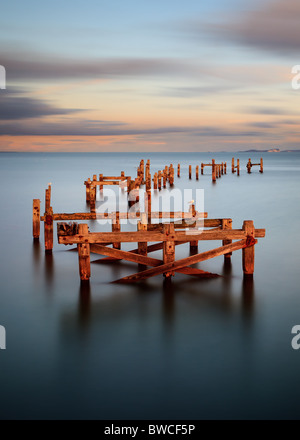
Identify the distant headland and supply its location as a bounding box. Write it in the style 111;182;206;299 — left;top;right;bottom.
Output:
240;148;300;153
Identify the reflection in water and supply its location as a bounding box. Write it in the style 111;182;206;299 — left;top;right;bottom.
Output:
32;239;41;271
162;277;175;329
78;281;91;330
44;251;54;291
241;276;255;321
221;259;232;311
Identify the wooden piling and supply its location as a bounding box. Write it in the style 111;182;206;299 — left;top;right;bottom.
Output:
163;170;167;188
44;185;53;253
112;212;121;249
224;162;227;174
177;163;180;178
163;223;175;277
78;224;91;282
85;178;91;202
138;213;148;267
260;158;263;173
222;219;232;259
158;171;162;190
153;172;158;190
212;159;216;182
33;199;40;239
189;165;192;179
237;159;240;176
89;185;96;213
201;163;204;175
247;159;251;174
196;165;199;180
242;220;255;277
99;174;103;193
232;157;235;173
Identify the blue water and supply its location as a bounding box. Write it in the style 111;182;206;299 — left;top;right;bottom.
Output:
0;152;300;419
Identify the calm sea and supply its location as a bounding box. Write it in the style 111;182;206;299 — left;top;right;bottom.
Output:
0;152;300;420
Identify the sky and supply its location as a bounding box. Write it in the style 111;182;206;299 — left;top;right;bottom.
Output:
0;0;299;152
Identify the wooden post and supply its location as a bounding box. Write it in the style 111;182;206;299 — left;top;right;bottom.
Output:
201;163;204;175
189;165;192;179
222;219;232;259
232;157;235;173
224;162;227;174
33;199;40;239
169;164;174;185
146;173;151;191
138;213;148;269
158;171;162;190
221;162;224;175
44;185;53;252
260;158;263;173
78;224;90;282
44;212;53;252
196;165;199;180
86;178;91;202
242;220;255;277
189;203;198;253
153;172;158;190
140;160;145;183
237;159;240;176
144;190;152;224
212;159;216;182
90;185;96;213
247;159;251;174
112;212;121;249
99;174;103;193
177;163;180;177
163;170;167;188
121;171;125;180
163;223;175;277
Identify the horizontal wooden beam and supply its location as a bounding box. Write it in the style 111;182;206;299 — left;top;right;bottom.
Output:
58;228;265;245
42;211;208;221
113;239;253;283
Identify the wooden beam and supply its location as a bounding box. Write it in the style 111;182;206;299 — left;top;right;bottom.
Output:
90;244;218;278
113;239;252;283
58;228;266;245
91;240;188;263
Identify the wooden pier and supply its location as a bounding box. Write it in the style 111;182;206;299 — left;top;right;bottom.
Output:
57;218;265;283
32;157;266;285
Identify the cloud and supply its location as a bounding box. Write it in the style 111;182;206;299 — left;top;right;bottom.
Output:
187;0;300;56
1;50;203;82
0;88;83;119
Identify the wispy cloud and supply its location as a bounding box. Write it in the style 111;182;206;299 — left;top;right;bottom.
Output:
184;0;300;56
0;88;84;119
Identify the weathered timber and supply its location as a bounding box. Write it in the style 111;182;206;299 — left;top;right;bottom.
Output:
33;199;40;239
77;224;90;282
163;223;175;277
242;220;255;277
90;244;218;278
113;239;252;283
58;228;266;245
222;218;232;259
